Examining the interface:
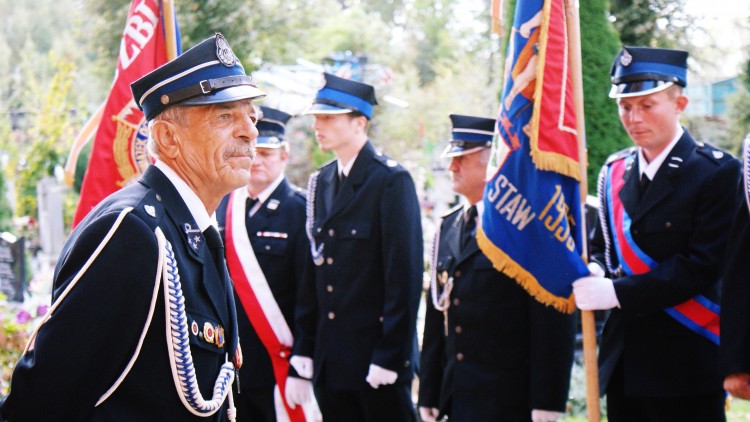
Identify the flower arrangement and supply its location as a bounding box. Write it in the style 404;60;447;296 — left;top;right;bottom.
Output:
0;294;49;396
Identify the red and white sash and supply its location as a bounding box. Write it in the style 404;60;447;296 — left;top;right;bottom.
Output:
224;188;306;422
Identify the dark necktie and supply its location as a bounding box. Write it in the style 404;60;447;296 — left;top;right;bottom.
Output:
639;175;651;198
335;172;346;195
203;226;226;274
246;197;259;218
462;205;477;249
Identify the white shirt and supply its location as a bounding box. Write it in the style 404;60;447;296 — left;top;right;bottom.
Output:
638;124;683;181
154;160;216;231
247;172;285;216
337;153;358;178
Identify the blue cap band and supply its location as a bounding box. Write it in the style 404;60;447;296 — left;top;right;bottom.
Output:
315;87;374;119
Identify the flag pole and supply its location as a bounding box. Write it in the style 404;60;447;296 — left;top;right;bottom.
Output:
565;0;600;420
163;0;178;60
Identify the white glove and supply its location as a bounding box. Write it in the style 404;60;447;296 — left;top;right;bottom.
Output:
284;376;313;409
573;275;620;310
365;364;398;389
587;261;605;277
532;409;564;422
419;406;440;422
290;355;313;379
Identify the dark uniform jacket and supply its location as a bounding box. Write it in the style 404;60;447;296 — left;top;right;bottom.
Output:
0;166;239;421
418;206;575;421
591;131;740;397
720;153;750;378
293;141;423;390
216;178;309;391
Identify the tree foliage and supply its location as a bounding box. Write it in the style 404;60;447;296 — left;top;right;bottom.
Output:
609;0;693;48
581;0;632;186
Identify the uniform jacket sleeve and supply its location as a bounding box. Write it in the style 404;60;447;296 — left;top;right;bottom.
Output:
720;186;750;377
372;171;423;371
417;294;446;408
0;212;160;421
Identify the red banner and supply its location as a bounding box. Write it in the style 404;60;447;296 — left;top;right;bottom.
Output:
72;0;171;227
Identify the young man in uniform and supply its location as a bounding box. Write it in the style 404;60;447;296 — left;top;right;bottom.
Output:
573;46;741;422
285;73;423;421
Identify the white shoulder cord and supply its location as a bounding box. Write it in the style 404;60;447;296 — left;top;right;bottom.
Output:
24;207;136;355
305;171;325;266
160;229;236;419
428;226;453;336
22;208;236;419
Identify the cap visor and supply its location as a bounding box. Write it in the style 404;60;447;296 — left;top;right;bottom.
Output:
441;145;488;158
302;103;354;116
256;136;286;148
181;85;266;106
609;81;674;98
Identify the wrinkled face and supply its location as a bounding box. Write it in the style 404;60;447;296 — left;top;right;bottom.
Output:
250;146;288;192
448;148;490;200
176;100;259;193
311;113;359;152
616;88;686;154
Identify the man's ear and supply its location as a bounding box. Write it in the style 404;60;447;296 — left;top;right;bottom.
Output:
675;94;689;113
151;120;180;159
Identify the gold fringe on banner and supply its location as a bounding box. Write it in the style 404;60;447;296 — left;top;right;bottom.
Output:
477;225;576;314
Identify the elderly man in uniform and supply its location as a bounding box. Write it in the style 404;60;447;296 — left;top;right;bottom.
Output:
0;33;265;421
418;114;575;422
573;47;740;421
284;73;423;421
217;106;316;421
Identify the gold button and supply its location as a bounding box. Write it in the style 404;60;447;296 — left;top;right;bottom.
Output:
326;285;334;293
456;353;464;361
455;326;462;334
326;257;334;265
453;298;460;306
328;229;335;237
328;312;335;320
454;270;462;278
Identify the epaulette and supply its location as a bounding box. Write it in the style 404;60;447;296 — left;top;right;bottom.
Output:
441;203;463;219
605;146;636;165
372;150;401;170
317;158;337;171
695;141;732;164
131;191;167;230
292;185;307;200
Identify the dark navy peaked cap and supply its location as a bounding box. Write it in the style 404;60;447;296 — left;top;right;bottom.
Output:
442;114;496;158
131;33;266;121
256;106;292;149
304;73;378;119
609;46;688;98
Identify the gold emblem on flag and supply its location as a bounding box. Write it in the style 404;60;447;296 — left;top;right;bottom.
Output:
112;100;152;187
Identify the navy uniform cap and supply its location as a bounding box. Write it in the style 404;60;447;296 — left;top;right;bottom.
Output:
442;114;496;158
303;73;378;119
131;33;266;121
256;106;292;149
609;46;688;98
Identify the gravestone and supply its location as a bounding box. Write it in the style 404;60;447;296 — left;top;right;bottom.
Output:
0;233;25;302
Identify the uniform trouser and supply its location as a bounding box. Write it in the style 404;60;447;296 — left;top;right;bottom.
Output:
606;360;726;422
234;386;275;422
314;383;416;422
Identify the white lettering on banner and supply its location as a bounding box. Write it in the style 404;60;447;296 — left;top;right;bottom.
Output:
486;174;537;230
119;0;159;70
